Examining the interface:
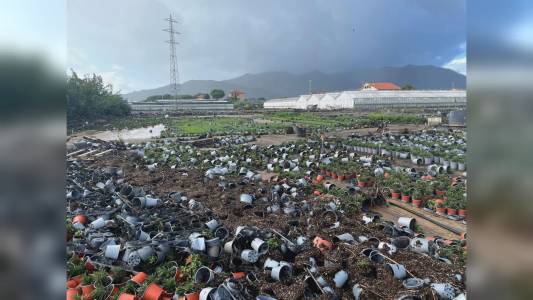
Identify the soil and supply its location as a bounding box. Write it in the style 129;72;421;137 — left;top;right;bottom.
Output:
85;149;466;300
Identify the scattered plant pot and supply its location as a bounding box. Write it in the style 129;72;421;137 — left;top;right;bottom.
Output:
398;217;416;230
240;249;259;263
458;209;467;217
185;291;200;300
392;236;411;249
316;175;324;183
81;284;95;299
232;272;245;280
313;236;333;253
385;263;407;280
271;264;292;282
199;287;216;300
67;288;80;300
401;195;411;203
143;283;163;300
333;270;348;288
117;293;136;300
194;266;215;284
412;199;423;207
131;272;147;285
391;192;401;199
403;277;425;289
73;214;88;225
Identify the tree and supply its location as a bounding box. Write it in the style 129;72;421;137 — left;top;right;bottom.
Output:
401;84;415;90
67;71;130;124
210;89;225;100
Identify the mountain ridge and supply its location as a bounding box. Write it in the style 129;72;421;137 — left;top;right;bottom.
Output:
123;65;466;102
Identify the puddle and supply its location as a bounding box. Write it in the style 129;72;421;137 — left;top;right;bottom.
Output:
90;124;166;142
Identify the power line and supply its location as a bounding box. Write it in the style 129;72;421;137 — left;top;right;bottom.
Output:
164;14;180;109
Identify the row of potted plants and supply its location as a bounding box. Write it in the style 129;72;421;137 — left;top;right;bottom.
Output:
384;173;466;217
67;253;206;300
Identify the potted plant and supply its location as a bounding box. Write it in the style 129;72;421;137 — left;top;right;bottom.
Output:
435;201;446;215
411;189;424;208
458;193;467;217
390;180;401;199
80;274;95;300
400;183;412;203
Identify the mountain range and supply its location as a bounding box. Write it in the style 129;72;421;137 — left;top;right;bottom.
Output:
123;65;466;102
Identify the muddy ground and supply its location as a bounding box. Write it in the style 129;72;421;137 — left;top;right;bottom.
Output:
86;149;465;300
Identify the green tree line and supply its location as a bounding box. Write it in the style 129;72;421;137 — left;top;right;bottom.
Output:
67;71;130;124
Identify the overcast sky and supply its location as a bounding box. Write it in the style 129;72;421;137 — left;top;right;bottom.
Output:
66;0;466;92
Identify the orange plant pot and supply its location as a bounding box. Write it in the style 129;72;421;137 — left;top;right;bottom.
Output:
436;190;445;196
118;293;136;300
131;272;147;285
391;192;400;199
73;214;88;224
185;292;200;300
458;209;467;217
412;199;423;207
313;236;333;253
67;288;81;300
313;190;321;196
67;275;82;288
232;272;245;280
401;195;410;203
447;208;457;215
143;283;163;300
357;181;366;187
316;175;324;183
81;285;94;300
436;207;446;215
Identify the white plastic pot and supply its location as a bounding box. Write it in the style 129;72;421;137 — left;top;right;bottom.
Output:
333;270;348;288
205;219;219;231
194;266;214;284
410;237;430;254
251;238;268;255
271;265;292;281
104;244;121;260
240;249;259;263
206;237;221;258
240;194;253;204
263;258;279;269
398;217;416;230
199;287;216;300
385;263;407;279
431;283;456;299
352;284;363;300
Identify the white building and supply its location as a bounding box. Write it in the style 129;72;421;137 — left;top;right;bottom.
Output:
264;90;466;110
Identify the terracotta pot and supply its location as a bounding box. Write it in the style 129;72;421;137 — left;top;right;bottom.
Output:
316;175;324;183
412;199;423;207
436;190;445;196
313;236;333;253
391;192;400;199
81;285;94;300
331;172;338;179
67;275;83;288
185;292;200;300
67;288;80;300
313;190;321;196
73;214;88;224
436;207;446;215
117;293;136;300
357;181;366;187
325;170;332;176
401;195;410;203
447;208;457;215
175;268;183;282
131;272;148;285
384;172;390;178
434;199;445;205
143;283;163;300
458;209;467;217
232;272;245;280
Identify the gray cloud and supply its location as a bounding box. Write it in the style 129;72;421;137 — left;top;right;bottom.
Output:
68;0;465;92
